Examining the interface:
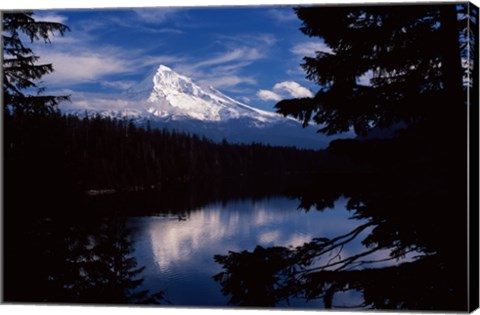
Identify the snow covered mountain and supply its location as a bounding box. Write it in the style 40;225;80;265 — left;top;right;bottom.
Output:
64;65;339;149
125;65;282;124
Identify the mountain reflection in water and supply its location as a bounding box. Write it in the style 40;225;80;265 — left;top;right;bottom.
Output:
130;196;419;307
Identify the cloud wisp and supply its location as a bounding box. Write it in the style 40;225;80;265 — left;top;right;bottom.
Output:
192;47;263;69
265;8;297;23
174;33;276;90
290;41;332;57
133;7;179;24
36;36;183;88
33;12;69;24
38;50;132;85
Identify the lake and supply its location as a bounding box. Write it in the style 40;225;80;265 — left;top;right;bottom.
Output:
128;195;414;308
3;174;468;310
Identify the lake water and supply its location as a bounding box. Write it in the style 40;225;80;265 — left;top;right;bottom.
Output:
128;196;408;308
3;175;467;310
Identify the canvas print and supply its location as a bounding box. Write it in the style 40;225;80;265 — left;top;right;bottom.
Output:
2;1;479;312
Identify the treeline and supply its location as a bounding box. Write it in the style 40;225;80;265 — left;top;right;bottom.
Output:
5;113;341;192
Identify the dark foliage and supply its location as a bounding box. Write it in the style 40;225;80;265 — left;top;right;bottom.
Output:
214;3;474;311
5;113;335;192
213;171;468;310
214;246;295;307
275;4;470;138
2;12;70;115
3;213;168;304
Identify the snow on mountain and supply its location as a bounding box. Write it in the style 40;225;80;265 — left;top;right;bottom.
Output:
125;64;282;124
63;65;342;149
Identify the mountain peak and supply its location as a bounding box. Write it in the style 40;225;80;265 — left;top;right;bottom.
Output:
157;64;173;72
123;64;281;123
151;65;199;96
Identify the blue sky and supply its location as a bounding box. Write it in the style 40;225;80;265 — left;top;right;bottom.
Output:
30;6;330;112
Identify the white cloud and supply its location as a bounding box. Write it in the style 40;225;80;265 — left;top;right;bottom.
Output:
291;41;332;57
203;75;257;89
210;62;253;74
132;8;179;24
60;92;141;111
257;81;313;102
38;51;132;85
171;32;275;92
39;37;261;92
37;42;181;86
217;33;277;47
252;33;277;46
140;55;185;68
100;80;136;90
286;65;306;77
273;81;313;98
172;46;266;91
258;230;282;245
193;48;263;69
185;65;258;90
266;8;297;22
33;12;68;24
286;233;312;247
257;89;282;102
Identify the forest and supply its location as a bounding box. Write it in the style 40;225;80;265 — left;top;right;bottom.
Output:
4;112;348;192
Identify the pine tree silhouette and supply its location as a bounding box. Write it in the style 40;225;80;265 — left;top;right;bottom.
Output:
2;12;70;116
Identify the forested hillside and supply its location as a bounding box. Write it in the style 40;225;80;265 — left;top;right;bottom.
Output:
5;113;340;192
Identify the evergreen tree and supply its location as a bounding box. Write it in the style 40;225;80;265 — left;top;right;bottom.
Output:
2;11;70;115
75;218;166;304
275;4;471;138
